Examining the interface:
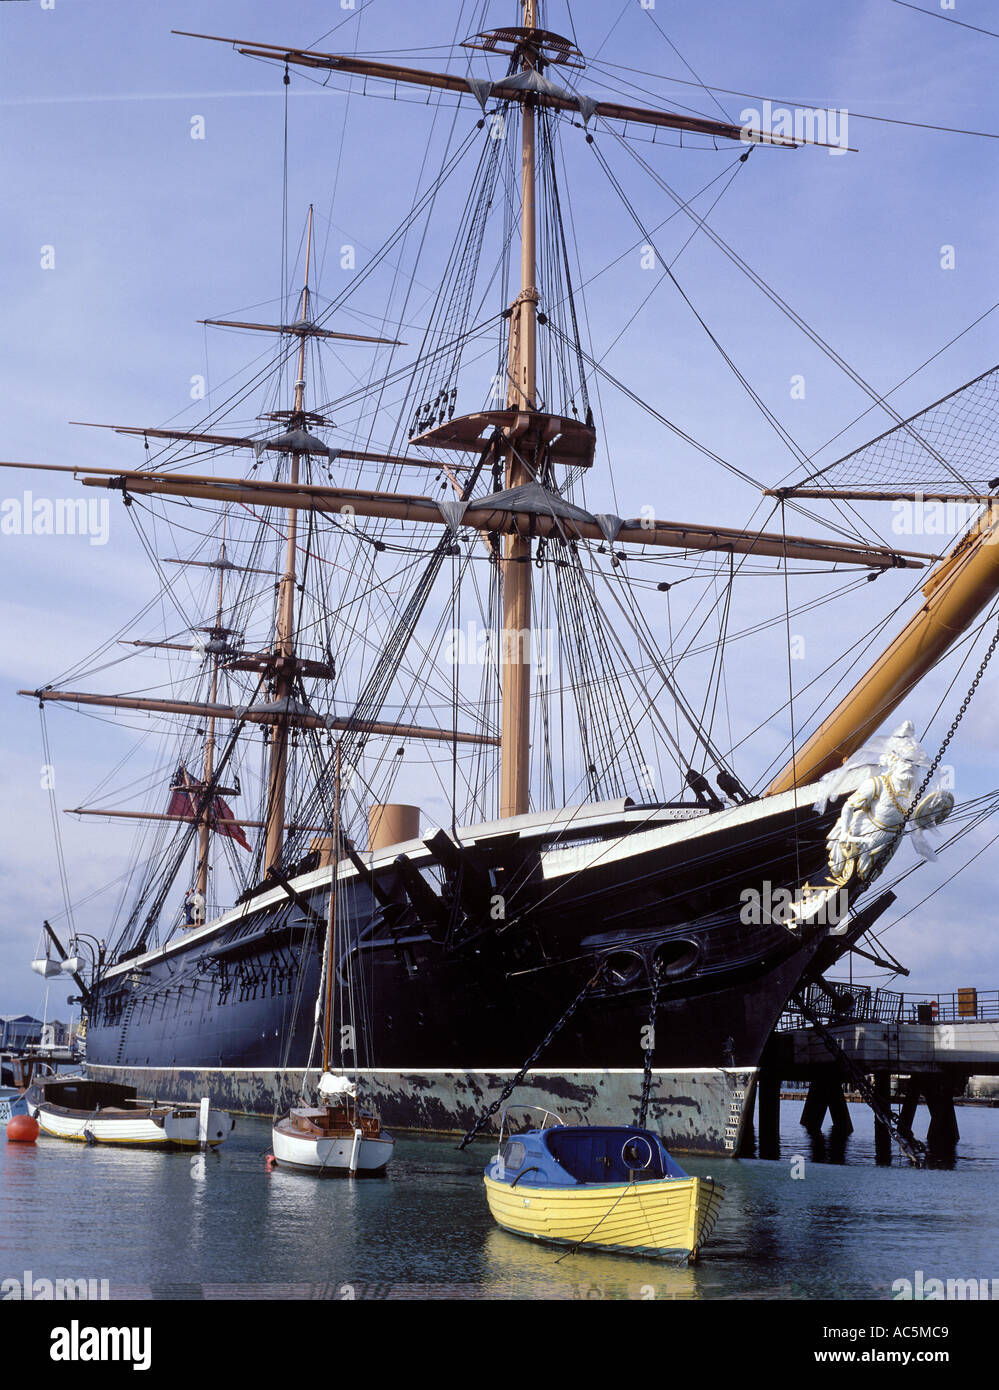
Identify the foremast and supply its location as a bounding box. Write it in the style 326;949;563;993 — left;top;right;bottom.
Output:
264;206;313;871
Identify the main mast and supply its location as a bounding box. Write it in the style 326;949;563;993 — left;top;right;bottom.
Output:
165;4;816;824
265;206;313;871
500;0;540;819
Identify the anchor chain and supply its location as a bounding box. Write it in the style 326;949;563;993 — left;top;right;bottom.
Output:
894;612;999;848
889;617;999;856
457;962;606;1150
791;990;926;1166
637;959;662;1128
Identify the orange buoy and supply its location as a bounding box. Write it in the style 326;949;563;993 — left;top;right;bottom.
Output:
6;1114;40;1143
264;1153;276;1171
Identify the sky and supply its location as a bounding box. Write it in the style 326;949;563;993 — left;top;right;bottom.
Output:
1;0;997;1021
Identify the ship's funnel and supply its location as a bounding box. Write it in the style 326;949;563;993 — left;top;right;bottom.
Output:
308;837;335;868
368;803;420;853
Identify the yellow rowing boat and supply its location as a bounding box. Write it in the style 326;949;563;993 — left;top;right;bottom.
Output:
483;1119;724;1262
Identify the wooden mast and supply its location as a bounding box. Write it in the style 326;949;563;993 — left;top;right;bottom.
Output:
194;540;227;899
157;16;846;824
500;0;540;820
321;740;341;1074
265;206;313;872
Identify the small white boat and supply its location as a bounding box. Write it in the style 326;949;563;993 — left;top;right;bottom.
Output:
27;1075;233;1148
270;739;394;1177
271;1072;394;1176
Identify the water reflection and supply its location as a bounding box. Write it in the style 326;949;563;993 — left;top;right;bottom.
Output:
479;1226;700;1300
802;1125;853;1165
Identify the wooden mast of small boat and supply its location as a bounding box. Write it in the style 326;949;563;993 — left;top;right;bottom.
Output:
320;739;341;1077
500;0;540;819
265;206;313;872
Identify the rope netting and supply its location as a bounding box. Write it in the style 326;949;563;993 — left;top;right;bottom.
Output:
797;363;999;493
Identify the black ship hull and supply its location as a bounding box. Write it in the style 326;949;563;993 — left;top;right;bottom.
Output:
83;787;852;1154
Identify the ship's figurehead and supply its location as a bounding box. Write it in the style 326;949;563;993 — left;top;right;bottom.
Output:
786;721;954;931
824;721;954;888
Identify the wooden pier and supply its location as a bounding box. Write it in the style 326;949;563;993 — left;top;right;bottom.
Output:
755;983;999;1161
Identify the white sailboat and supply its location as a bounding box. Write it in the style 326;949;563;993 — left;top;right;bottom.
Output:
271;1070;394;1177
271;728;394;1177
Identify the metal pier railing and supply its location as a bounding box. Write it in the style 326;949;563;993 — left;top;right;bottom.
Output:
776;982;999;1030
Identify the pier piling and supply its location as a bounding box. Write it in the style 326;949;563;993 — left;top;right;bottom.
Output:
758;1070;781;1159
873;1072;892;1165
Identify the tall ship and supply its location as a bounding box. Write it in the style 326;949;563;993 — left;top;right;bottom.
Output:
10;5;999;1154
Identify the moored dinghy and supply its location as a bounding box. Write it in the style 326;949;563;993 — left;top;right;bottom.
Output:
484;1108;724;1262
27;1075;232;1148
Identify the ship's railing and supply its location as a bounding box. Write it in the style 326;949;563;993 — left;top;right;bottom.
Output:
175;903;231;929
777;982;999;1030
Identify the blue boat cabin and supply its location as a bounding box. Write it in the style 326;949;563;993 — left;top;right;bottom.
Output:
489;1126;689;1187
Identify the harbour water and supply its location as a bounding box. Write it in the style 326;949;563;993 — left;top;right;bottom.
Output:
2;1100;997;1302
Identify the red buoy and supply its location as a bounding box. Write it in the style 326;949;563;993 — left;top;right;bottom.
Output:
6;1114;40;1143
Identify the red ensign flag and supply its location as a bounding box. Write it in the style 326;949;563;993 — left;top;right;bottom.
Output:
167;766;251;851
